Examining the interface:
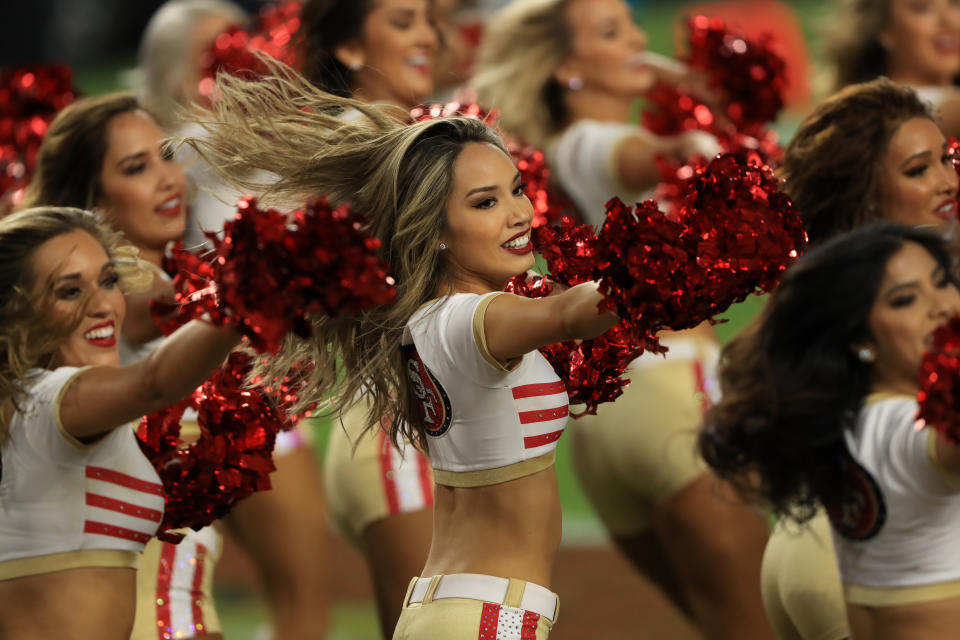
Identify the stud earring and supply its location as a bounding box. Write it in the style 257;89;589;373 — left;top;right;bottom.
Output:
567;76;584;91
348;61;363;72
857;347;874;363
439;242;447;250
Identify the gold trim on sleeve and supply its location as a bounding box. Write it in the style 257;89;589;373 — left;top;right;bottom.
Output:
472;292;522;373
54;366;96;450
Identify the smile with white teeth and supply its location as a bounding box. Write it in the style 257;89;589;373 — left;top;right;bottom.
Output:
407;55;429;67
83;325;115;340
936;202;957;217
157;196;180;211
502;233;530;249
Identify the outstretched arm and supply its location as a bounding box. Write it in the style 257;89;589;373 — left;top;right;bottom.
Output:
615;128;721;193
59;321;241;440
483;282;618;362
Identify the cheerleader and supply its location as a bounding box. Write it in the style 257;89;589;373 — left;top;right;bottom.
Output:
701;222;960;640
472;2;772;637
22;91;226;640
783;78;959;244
289;1;442;633
757;77;959;640
180;61;622;639
824;0;960;137
0;206;239;640
135;4;331;637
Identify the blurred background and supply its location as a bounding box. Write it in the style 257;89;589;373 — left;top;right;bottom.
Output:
3;1;829;638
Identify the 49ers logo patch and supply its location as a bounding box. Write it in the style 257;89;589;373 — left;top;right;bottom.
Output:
824;455;887;541
403;344;452;437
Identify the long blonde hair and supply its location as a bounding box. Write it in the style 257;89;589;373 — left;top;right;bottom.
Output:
472;0;573;147
0;207;151;438
180;59;506;448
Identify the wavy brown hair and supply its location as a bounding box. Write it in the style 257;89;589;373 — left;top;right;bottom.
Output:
21;92;143;211
699;223;958;522
0;207;151;438
779;78;932;245
179;58;506;449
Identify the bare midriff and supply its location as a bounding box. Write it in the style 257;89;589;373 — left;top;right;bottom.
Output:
848;597;960;640
422;466;561;589
0;567;136;639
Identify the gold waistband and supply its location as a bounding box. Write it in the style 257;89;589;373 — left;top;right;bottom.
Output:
0;549;139;581
432;451;556;487
845;578;960;606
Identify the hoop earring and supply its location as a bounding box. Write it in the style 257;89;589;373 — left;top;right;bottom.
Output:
567;76;584;91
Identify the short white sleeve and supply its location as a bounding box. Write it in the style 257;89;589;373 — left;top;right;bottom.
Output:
16;367;92;461
855;398;957;497
547;120;647;226
411;293;521;388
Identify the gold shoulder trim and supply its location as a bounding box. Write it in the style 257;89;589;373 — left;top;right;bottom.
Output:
473;292;522;373
54;366;96;450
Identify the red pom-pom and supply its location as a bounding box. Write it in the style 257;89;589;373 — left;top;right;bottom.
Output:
504;273;645;415
158;195;395;353
0;64;78;213
685;15;787;127
643;16;787;137
596;152;805;339
409;102;571;227
137;352;284;536
642;18;787;216
947;137;960;222
531;217;598;286
198;1;302;101
541;326;644;417
917;316;960;443
511;152;804;415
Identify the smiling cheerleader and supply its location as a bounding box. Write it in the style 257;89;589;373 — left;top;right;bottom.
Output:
0;206;240;640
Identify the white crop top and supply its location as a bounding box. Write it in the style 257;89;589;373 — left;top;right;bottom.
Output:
828;394;960;605
0;367;165;580
403;292;570;487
